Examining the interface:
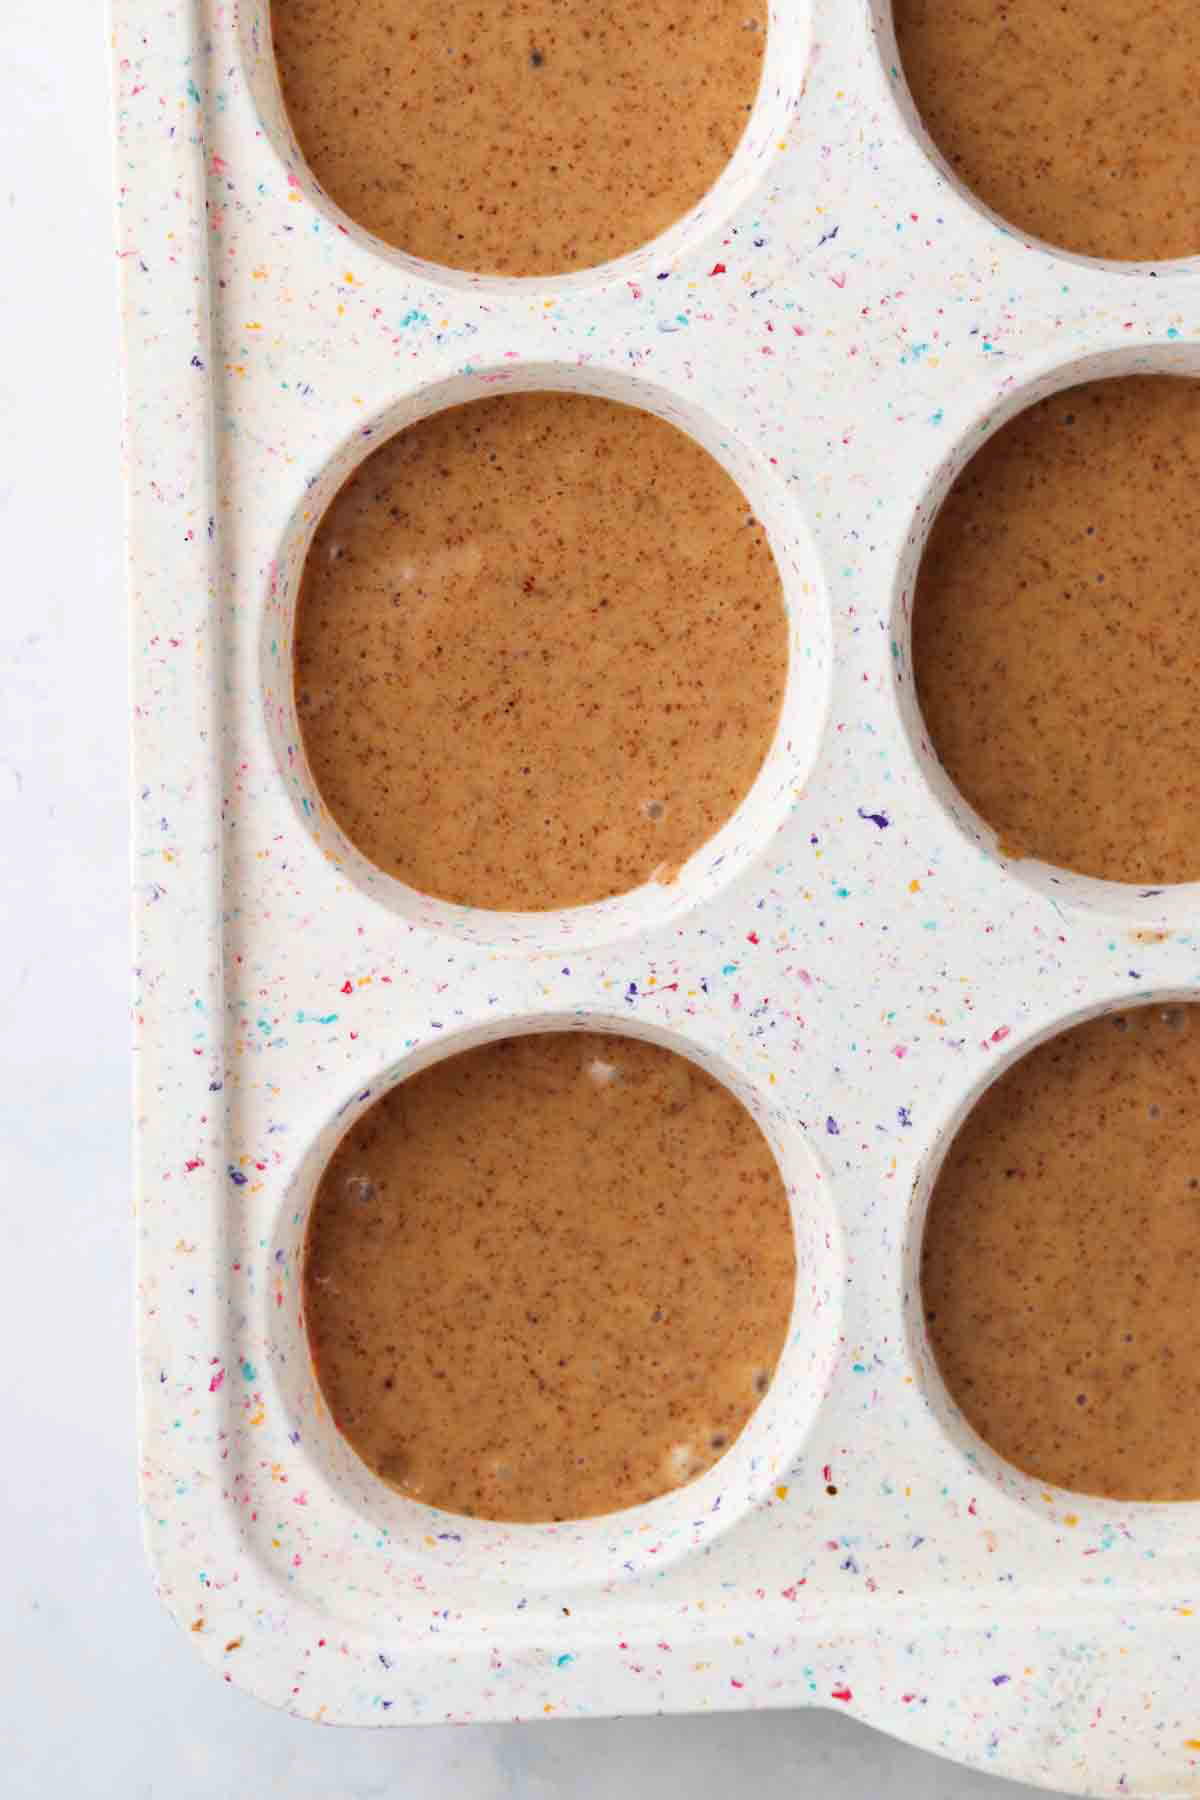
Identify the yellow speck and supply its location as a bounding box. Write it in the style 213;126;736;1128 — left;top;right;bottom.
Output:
271;1538;281;1548
543;299;555;309
252;266;268;280
732;1635;744;1647
425;1535;437;1547
1179;1607;1194;1616
337;304;345;317
249;1407;265;1425
344;271;355;283
544;1703;554;1714
288;191;301;203
1063;1513;1079;1527
775;1484;789;1501
356;976;372;987
768;1072;776;1085
1186;1739;1200;1751
908;879;921;894
245;321;262;331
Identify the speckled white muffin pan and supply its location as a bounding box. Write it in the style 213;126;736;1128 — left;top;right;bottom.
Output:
115;0;1200;1789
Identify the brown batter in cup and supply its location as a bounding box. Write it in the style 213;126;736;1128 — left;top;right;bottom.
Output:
913;374;1200;885
271;0;767;276
294;390;789;913
893;0;1200;262
303;1031;796;1523
923;1004;1200;1502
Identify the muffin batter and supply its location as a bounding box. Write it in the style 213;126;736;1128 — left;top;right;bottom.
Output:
271;0;767;275
893;0;1200;262
913;375;1200;885
303;1031;796;1522
923;1004;1200;1501
295;391;788;912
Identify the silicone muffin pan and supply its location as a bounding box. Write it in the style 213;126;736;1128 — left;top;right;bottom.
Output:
114;0;1200;1790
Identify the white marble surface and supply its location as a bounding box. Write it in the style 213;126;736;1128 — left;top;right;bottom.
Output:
0;4;1069;1794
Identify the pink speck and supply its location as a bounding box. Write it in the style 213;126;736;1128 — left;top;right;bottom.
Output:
730;1677;744;1689
709;262;727;275
831;1686;853;1703
340;980;353;995
209;1367;225;1393
747;931;759;945
185;1157;204;1173
891;1044;909;1059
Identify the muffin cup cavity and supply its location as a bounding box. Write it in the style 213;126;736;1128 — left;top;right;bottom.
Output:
263;361;833;952
264;1008;842;1587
